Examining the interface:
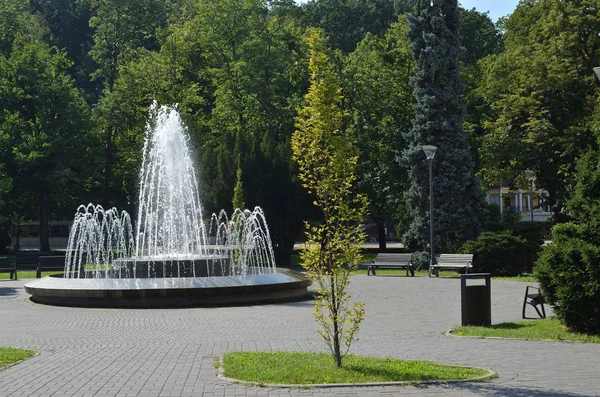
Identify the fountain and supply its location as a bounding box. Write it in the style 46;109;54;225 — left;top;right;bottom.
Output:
24;104;311;307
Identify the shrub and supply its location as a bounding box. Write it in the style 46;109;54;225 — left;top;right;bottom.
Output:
534;223;600;334
486;203;501;222
410;251;430;270
459;230;537;276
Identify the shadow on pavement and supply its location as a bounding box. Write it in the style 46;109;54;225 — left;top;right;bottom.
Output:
0;286;20;296
425;382;596;397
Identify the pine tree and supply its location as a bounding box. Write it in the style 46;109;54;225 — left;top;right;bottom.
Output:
403;0;485;253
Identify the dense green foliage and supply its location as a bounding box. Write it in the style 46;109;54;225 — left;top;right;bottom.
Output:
403;0;485;252
459;230;537;276
535;223;600;334
477;0;600;216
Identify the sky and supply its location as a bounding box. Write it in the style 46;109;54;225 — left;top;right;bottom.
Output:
459;0;521;22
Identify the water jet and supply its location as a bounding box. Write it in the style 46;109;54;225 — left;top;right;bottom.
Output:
25;104;310;307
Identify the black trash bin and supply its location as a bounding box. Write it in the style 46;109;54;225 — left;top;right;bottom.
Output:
460;273;491;326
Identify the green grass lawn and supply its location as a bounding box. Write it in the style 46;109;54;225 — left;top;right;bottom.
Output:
0;269;63;279
451;317;600;343
221;352;491;385
0;347;36;368
289;253;537;281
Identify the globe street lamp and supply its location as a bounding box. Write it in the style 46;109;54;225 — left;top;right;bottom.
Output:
524;169;536;222
422;145;437;277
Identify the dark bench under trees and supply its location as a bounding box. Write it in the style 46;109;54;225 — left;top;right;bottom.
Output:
15;251;50;268
429;254;473;277
0;257;17;280
368;253;414;276
37;256;66;278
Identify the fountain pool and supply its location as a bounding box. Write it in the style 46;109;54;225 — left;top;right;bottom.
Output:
24;104;310;307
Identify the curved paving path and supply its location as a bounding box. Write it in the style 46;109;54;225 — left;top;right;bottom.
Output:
1;275;598;397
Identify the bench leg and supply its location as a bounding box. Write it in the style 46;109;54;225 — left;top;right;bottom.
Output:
367;264;376;276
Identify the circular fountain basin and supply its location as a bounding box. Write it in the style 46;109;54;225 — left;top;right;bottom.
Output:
110;255;230;278
24;269;312;308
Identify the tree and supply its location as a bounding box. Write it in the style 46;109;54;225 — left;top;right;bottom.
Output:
300;0;400;53
476;0;600;218
292;28;367;368
89;0;182;205
403;0;485;252
190;0;310;265
344;16;414;248
0;36;93;251
29;0;96;98
232;164;246;210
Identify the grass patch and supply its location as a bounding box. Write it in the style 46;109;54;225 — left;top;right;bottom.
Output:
492;274;537;282
451;317;600;343
222;352;490;384
0;271;63;279
0;347;36;368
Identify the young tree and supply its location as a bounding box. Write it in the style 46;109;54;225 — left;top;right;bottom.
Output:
292;28;367;368
403;0;485;252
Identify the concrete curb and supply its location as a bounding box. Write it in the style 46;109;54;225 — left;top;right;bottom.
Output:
445;329;595;343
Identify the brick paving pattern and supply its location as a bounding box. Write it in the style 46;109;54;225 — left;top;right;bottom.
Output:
1;275;599;397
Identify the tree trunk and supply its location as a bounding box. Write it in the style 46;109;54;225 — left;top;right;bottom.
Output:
331;273;342;368
103;127;114;205
274;220;302;267
377;221;387;250
39;182;50;252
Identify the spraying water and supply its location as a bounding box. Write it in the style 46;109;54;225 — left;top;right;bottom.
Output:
64;104;276;279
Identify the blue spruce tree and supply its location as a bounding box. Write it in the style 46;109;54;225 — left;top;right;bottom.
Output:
403;0;485;252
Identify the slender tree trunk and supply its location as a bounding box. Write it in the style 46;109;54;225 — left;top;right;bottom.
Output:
330;272;342;368
39;182;50;252
103;127;114;205
377;221;387;250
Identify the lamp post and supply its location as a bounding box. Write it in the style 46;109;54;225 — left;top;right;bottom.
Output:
422;145;437;276
524;169;535;222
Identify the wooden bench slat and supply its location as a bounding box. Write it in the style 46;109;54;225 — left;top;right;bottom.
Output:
368;253;414;277
430;254;473;277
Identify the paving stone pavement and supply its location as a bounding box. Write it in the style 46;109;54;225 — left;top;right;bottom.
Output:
1;275;599;397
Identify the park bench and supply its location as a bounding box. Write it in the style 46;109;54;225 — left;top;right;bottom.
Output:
429;254;473;277
36;256;66;278
0;257;17;280
522;285;546;319
15;251;50;268
368;253;414;276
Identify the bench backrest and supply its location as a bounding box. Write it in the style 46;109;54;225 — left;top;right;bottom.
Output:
38;256;66;267
0;257;13;268
15;251;50;265
437;254;473;265
374;253;413;265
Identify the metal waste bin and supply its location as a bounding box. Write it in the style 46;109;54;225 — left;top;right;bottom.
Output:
461;273;491;326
